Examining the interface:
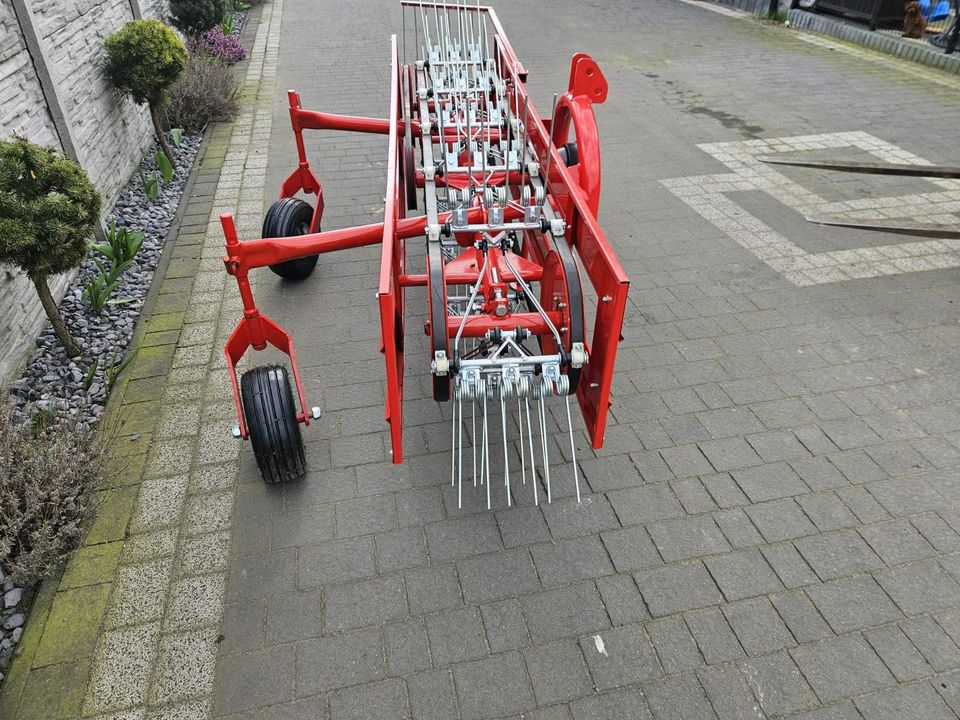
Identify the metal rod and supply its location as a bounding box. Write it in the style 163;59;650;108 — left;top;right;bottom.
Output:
538;391;551;504
565;393;581;503
472;399;477;486
757;156;960;179
803;215;960;239
500;392;511;507
517;396;526;486
450;395;457;487
458;392;464;507
543;92;558;191
520;94;529;194
525;395;538;505
483;387;491;509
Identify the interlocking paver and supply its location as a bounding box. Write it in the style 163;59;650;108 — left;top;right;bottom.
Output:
295;628;384;696
569;687;652;720
424;607;488;666
524;640;594;706
806;575;903;633
792;633;896;703
643;673;718;719
521;582;611;644
580;624;662;688
636;561;725;617
452;651;536;720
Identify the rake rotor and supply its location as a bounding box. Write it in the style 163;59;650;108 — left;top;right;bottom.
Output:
218;1;629;506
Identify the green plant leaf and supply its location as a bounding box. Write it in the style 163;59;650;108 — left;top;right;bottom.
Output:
83;359;99;392
170;128;184;148
155;150;174;184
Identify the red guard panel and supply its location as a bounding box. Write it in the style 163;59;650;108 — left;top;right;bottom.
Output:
378;35;406;462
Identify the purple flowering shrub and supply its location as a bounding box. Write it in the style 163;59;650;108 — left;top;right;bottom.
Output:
190;27;246;65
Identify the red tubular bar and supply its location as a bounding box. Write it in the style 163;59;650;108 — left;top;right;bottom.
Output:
444;312;563;338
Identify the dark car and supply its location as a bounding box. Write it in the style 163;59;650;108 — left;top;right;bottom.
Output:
798;0;906;30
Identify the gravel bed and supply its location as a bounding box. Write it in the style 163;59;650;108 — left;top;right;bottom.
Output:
0;130;201;680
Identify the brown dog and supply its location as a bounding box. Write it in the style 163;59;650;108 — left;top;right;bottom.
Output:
903;1;928;39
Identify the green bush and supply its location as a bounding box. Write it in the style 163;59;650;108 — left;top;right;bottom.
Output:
103;19;187;164
160;52;239;131
0;411;103;587
0;136;102;358
169;0;227;35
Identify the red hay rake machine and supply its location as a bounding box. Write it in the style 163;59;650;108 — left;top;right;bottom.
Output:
219;1;629;508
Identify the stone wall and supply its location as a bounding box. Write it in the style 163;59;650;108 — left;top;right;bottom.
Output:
0;0;170;384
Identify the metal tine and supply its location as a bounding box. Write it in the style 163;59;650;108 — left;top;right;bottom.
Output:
537;389;552;503
450;391;456;487
503;71;511;205
472;398;477;486
520;94;529;196
564;393;581;503
419;4;430;66
482;386;491;509
517;397;526;486
479;389;485;486
500;391;511;507
433;5;442;69
524;395;538;505
544;92;559;191
458;391;464;508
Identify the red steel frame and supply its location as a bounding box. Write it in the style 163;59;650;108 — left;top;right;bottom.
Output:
220;5;629;463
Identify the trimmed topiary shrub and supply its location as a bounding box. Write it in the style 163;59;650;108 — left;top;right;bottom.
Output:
0;410;103;586
169;0;227;35
0;136;102;358
103;19;187;164
159;52;239;131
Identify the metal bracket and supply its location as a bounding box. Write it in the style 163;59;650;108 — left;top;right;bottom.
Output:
432;350;449;376
570;342;587;369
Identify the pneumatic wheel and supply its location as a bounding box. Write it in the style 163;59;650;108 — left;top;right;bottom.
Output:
241;365;306;483
263;198;319;280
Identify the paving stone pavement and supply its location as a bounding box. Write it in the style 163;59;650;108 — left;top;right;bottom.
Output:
40;0;960;718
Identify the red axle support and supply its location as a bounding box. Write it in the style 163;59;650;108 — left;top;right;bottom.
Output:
221;214;312;440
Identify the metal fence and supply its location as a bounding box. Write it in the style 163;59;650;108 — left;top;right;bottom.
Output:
792;0;959;49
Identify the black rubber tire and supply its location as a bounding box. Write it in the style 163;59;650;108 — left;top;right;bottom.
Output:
559;141;579;168
402;65;418;211
241;365;306;483
263;198;319;280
